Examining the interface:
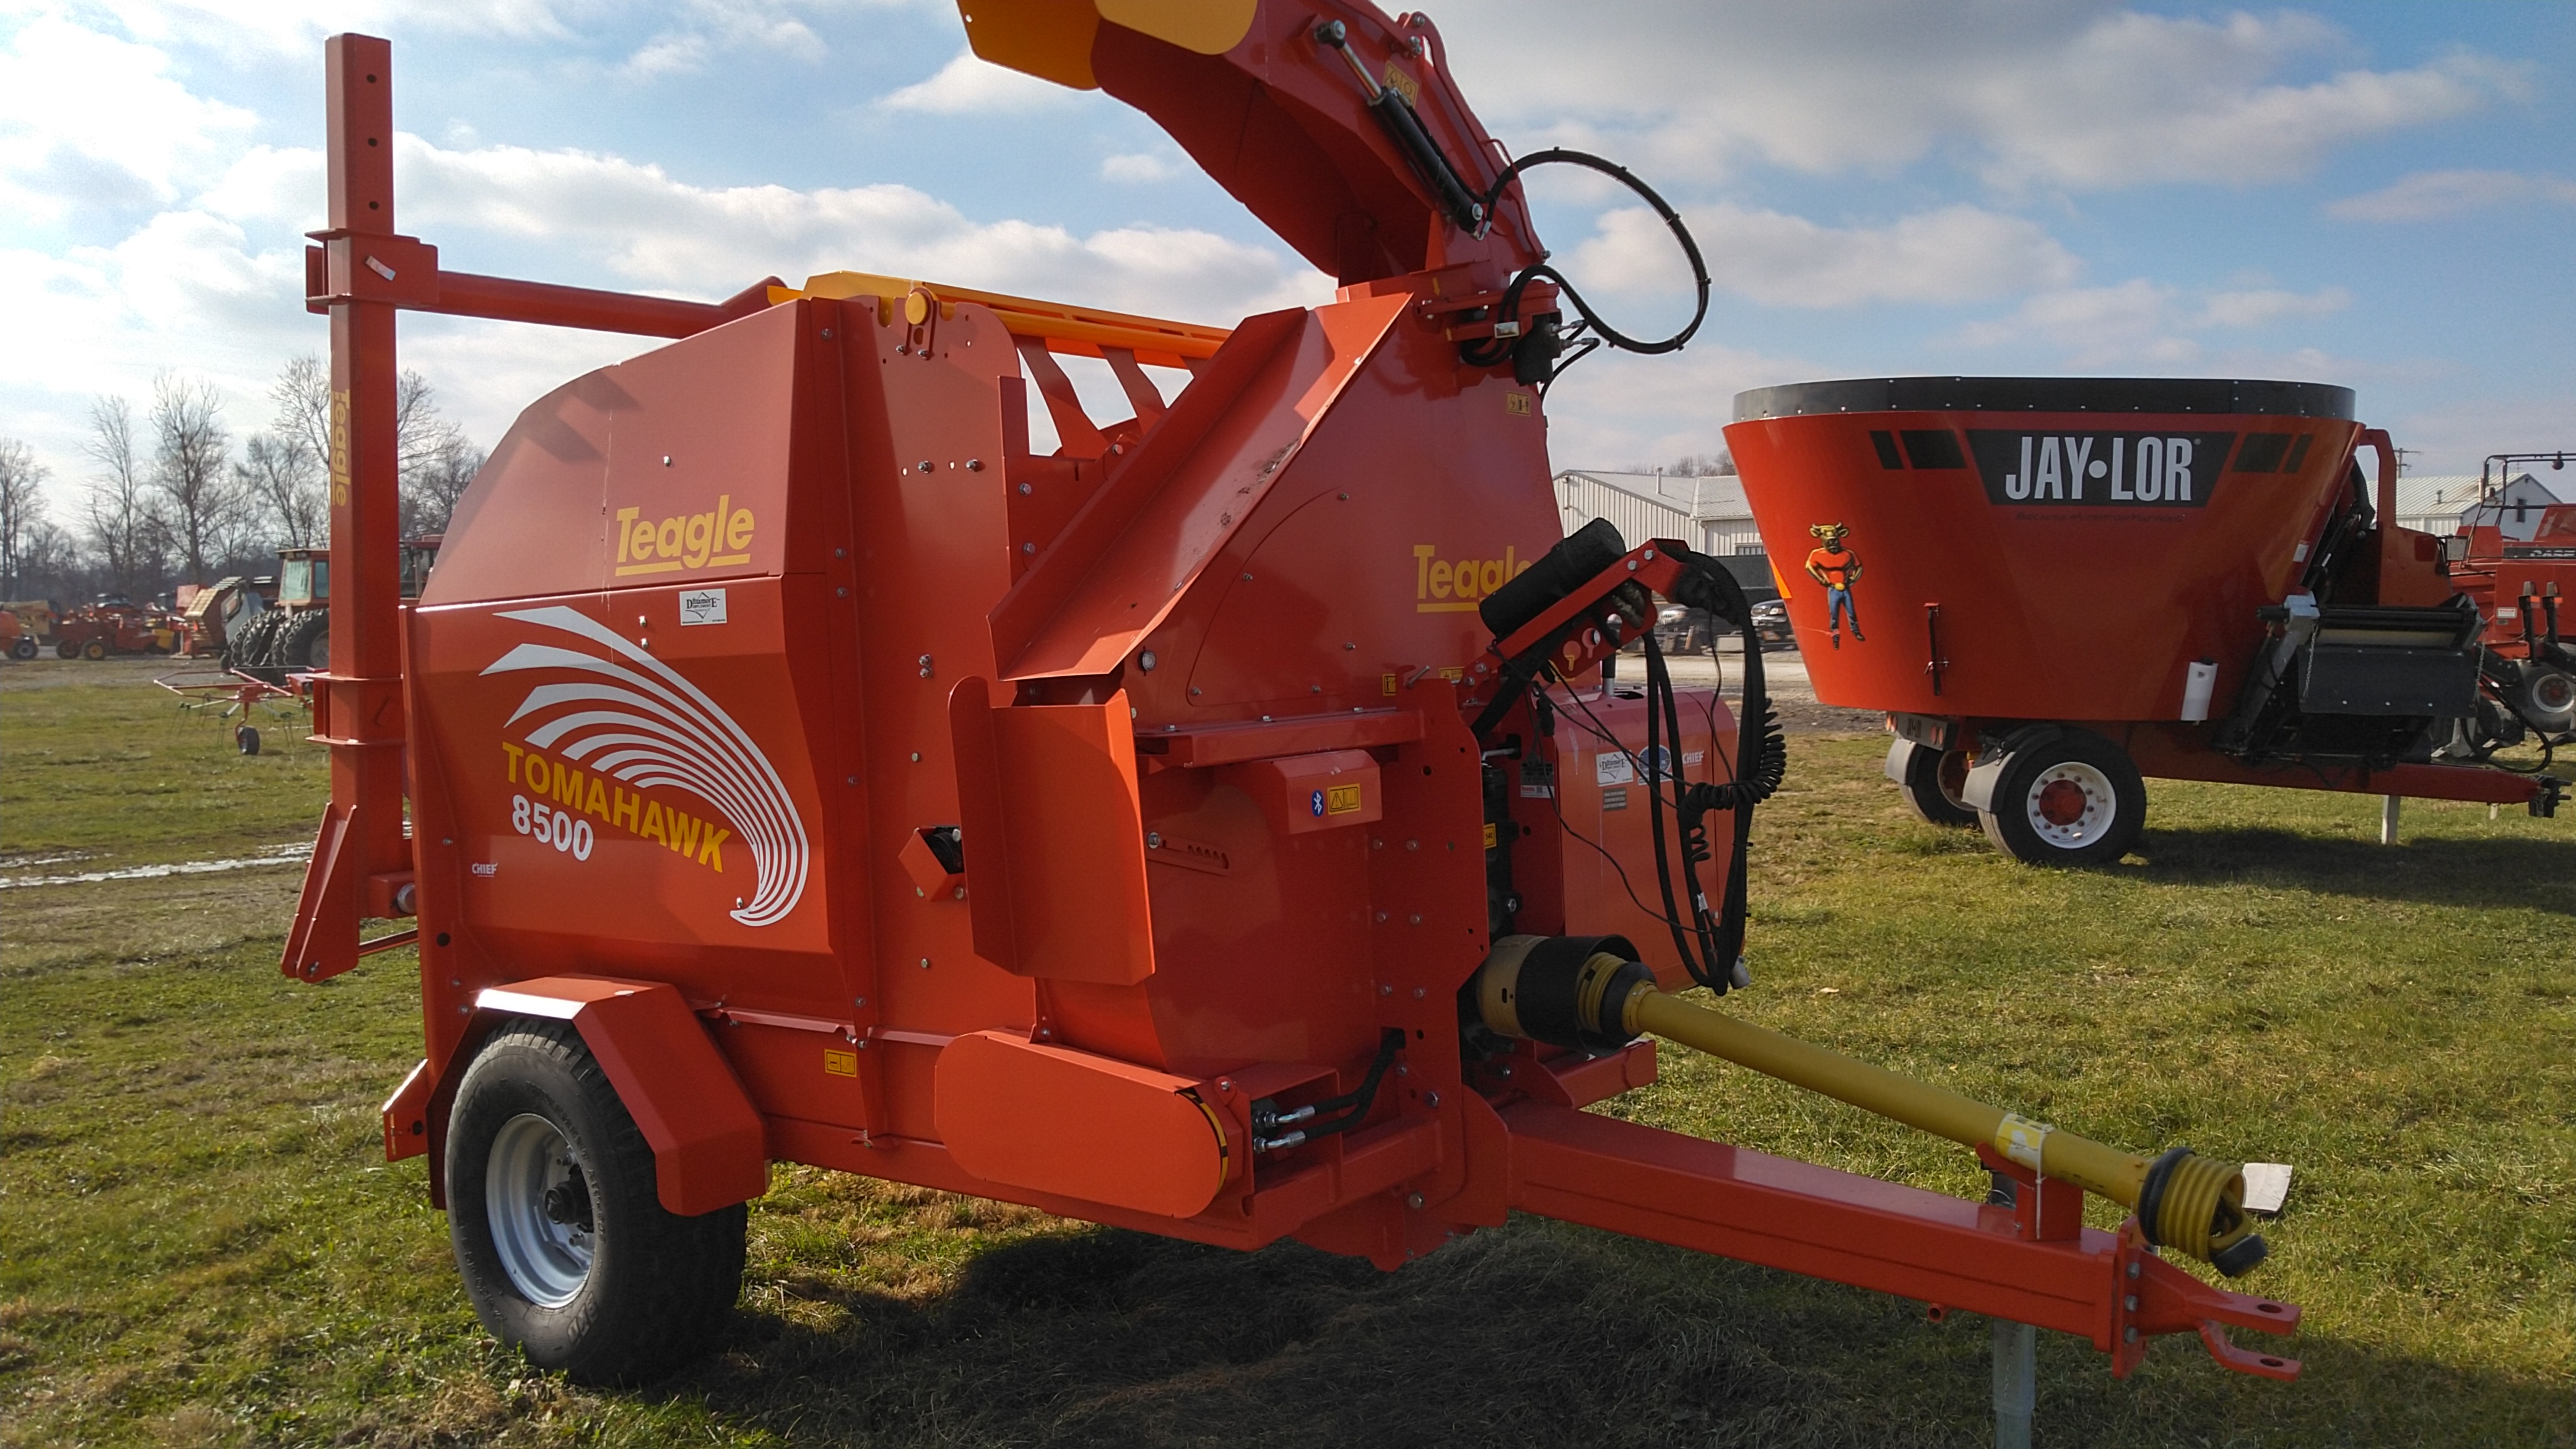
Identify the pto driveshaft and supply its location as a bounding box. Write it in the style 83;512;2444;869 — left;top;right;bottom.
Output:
1474;935;2266;1275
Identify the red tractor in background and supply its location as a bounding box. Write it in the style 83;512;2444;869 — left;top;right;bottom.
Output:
49;595;179;659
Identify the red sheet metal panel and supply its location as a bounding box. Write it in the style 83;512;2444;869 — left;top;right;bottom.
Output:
1726;401;2361;722
949;681;1157;986
934;1029;1228;1217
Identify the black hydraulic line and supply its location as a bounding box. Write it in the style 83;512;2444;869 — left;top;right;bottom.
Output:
1250;1028;1405;1151
1312;21;1486;233
1460;148;1712;370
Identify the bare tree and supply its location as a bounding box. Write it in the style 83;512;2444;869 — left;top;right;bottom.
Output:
272;354;478;538
149;373;247;586
82;396;165;597
402;435;485;537
0;437;48;599
237;430;326;548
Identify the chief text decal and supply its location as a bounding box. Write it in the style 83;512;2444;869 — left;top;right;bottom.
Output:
1966;430;2235;509
481;606;808;926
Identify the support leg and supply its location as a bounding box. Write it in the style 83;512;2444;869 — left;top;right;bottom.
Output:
1991;1317;2035;1449
2380;794;2401;845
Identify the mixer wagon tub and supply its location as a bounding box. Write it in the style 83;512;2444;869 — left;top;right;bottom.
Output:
1725;377;2566;864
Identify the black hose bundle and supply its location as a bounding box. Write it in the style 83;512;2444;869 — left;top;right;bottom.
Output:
1641;549;1785;994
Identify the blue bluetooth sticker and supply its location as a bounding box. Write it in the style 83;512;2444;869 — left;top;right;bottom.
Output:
1310;789;1326;817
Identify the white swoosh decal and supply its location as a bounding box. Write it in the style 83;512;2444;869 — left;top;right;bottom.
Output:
481;606;808;926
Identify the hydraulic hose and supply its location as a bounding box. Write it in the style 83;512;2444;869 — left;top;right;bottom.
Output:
1473;936;2267;1275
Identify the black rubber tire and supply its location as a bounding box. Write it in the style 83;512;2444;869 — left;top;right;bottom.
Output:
1891;738;1979;828
235;725;261;756
1977;728;2147;867
278;610;331;673
9;638;33;660
80;638;107;661
446;1022;746;1385
227;610;283;677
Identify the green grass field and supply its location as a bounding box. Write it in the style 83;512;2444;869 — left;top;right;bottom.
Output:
3;657;2570;1447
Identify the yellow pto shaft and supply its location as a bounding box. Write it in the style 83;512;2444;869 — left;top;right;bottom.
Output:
1476;934;2267;1275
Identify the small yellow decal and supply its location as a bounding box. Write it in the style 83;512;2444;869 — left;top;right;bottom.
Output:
1482;822;1499;848
1382;672;1398;695
1326;783;1363;815
1382;62;1421;107
824;1048;858;1077
328;389;352;507
1503;391;1533;417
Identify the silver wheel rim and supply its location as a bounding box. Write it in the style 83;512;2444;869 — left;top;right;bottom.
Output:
2022;760;2117;850
487;1113;594;1307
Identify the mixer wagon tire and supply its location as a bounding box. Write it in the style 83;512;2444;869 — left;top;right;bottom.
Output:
447;1022;747;1385
80;638;108;661
1889;738;1978;827
1977;731;2146;867
9;638;33;660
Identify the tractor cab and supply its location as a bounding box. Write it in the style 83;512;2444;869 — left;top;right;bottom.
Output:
277;549;330;612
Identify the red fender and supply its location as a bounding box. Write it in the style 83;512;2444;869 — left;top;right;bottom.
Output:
394;975;768;1216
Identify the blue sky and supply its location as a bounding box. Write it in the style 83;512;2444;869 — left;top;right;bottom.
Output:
4;0;2571;520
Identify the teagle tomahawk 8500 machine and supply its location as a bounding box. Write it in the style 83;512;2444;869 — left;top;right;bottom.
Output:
287;0;2299;1396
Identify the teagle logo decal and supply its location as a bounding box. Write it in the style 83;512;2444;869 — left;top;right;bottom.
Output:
1966;430;2235;508
1414;543;1536;614
481;605;809;926
616;494;755;577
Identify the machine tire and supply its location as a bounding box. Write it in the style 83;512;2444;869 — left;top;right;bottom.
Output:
228;611;282;676
1889;738;1978;827
279;611;331;674
9;638;33;660
236;725;261;756
55;641;77;659
447;1022;746;1385
80;638;107;661
1977;729;2146;867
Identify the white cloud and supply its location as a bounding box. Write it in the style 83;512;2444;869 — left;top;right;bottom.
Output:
878;44;1079;114
2328;169;2576;222
1100;152;1178;184
7;122;1329;514
1960;279;2354;368
1570;202;2080;310
2195;285;2351;329
0;14;257;220
1435;1;2523;191
1540;339;1824;469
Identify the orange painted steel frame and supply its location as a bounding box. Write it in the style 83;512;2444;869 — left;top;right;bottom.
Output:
300;7;2296;1387
1727;406;2549;810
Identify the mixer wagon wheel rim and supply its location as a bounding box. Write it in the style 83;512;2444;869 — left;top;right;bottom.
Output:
1979;731;2146;866
2027;764;2115;844
81;639;107;661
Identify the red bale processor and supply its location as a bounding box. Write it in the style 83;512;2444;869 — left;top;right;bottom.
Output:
285;2;2300;1413
2443;453;2576;760
1726;381;2570;863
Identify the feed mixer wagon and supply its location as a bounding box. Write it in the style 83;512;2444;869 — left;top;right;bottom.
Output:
282;2;2301;1405
1726;381;2570;863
